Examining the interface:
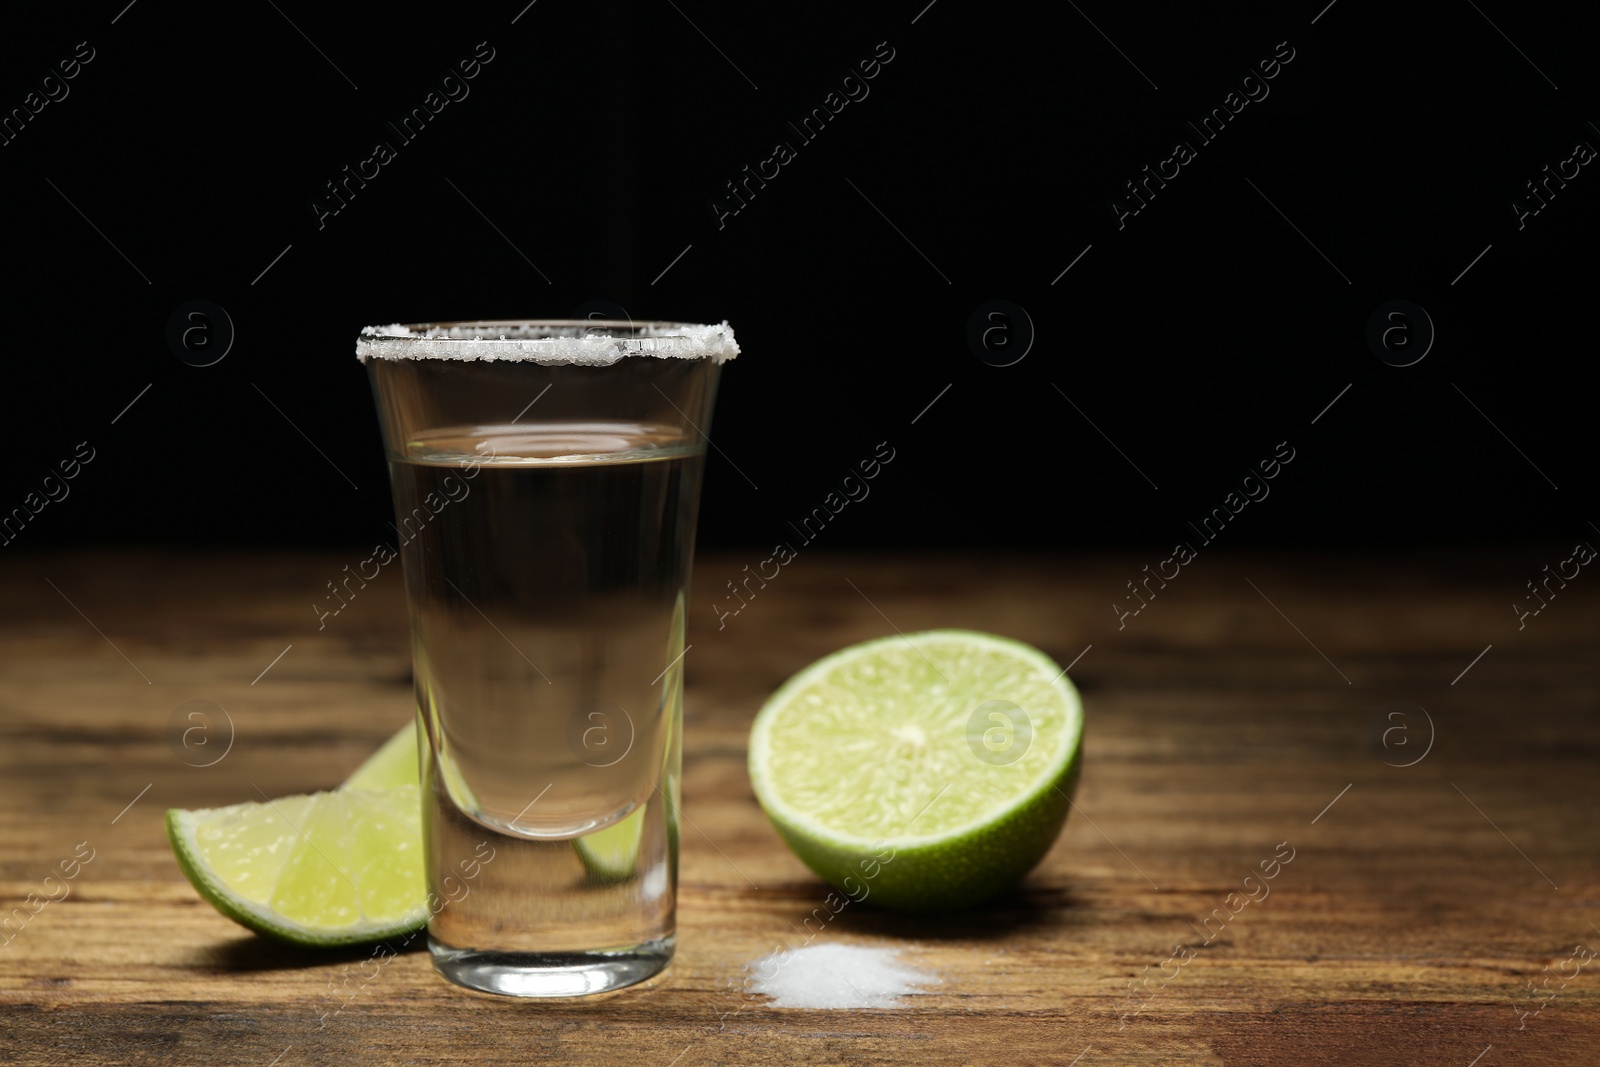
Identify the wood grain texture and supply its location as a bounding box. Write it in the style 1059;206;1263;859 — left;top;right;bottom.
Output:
2;547;1598;1065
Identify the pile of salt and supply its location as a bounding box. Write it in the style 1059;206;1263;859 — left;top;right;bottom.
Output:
745;944;938;1009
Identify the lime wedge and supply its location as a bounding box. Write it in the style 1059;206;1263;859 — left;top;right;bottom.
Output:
748;630;1084;913
575;808;647;881
342;720;422;791
166;720;427;946
166;785;426;946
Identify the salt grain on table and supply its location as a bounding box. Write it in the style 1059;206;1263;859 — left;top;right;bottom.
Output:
746;944;938;1009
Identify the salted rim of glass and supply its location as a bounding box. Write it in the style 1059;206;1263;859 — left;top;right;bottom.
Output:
355;319;739;365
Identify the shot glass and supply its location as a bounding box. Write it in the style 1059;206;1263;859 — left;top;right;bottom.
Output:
358;320;737;996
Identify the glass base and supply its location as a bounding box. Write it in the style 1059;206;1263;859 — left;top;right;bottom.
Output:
429;935;674;997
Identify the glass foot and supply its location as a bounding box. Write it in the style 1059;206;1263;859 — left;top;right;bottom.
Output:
429;936;674;997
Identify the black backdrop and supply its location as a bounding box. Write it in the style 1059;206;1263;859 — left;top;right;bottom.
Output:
3;1;1595;552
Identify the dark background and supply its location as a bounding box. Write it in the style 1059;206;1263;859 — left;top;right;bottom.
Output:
2;0;1595;553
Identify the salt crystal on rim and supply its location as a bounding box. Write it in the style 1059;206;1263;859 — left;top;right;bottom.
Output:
354;320;739;366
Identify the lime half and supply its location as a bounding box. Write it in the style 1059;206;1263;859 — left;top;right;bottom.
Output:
749;630;1084;913
166;722;425;946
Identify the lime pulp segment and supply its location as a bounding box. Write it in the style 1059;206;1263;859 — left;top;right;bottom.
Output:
751;630;1080;846
342;719;423;790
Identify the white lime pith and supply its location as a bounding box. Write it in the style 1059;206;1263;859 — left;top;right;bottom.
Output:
748;630;1084;913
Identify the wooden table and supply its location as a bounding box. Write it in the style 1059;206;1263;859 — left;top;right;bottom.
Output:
3;548;1596;1065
